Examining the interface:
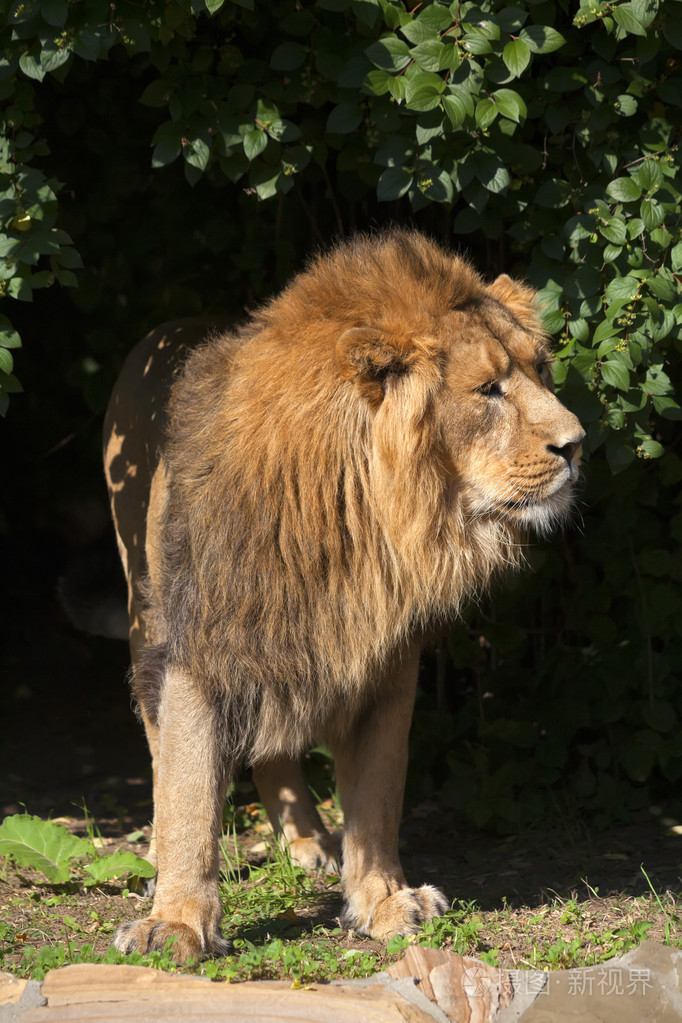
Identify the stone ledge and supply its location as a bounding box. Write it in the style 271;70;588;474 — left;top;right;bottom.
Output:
1;940;680;1023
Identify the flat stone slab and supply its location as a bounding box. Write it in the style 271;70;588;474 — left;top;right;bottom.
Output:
2;940;681;1022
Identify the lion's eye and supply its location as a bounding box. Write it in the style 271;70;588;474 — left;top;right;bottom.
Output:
478;379;503;398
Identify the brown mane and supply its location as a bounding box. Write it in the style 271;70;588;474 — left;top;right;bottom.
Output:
149;230;529;763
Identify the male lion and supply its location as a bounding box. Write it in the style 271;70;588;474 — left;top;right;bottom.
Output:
104;229;584;959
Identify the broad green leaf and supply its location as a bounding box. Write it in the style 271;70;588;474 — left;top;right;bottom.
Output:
405;73;445;108
502;38;531;77
19;52;45;81
364;70;391;95
243;129;267;160
326;102;363;133
0;326;21;348
643;365;672;396
493;88;526;123
270;42;307;71
638;438;664;459
519;25;566;54
472;152;509;194
605;276;639;301
365;37;411;71
41;0;67;26
607;177;642;202
612;3;647;35
475;98;498;130
635;160;663;191
183;137;210;171
377;166;412;201
640;197;665;231
84;852;156;884
599;217;627;246
614;94;638;117
592;318;620;347
418;167;454;203
411;40;456;73
152;138;181;168
0;348;13;374
0;814;90;883
536;178;571;208
601;357;631;391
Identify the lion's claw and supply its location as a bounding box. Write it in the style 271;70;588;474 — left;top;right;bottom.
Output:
114;918;232;961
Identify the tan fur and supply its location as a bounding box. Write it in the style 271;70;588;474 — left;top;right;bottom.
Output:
104;230;584;959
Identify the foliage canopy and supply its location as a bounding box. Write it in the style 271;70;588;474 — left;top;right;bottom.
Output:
1;0;681;824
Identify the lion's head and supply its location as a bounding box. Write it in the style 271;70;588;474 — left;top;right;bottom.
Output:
160;229;583;753
331;235;583;541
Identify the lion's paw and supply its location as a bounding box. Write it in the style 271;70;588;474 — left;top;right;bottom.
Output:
342;884;449;940
288;834;340;875
114;918;231;961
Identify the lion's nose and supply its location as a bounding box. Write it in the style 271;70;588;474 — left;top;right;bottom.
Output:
548;430;585;465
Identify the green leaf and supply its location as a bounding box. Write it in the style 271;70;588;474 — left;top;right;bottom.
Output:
502;38;530;77
612;3;647;35
605;276;639;302
601;357;631;391
536;178;571;208
493;88;526;123
243;128;267;160
519;25;566;54
19;51;45;81
152;138;181;168
475;98;498;130
0;814;90;883
84;852;156;884
41;0;67;26
270;42;307;71
614;94;638;117
640;198;664;231
183;137;211;171
472;152;510;194
365;37;411;71
635;160;663;191
0;325;21;349
326;102;363;133
607;177;642;202
0;348;13;374
442;94;466;128
643;365;672;396
377;166;412;201
405;74;444;112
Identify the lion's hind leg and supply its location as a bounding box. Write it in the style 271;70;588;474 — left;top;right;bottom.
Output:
253;756;341;874
115;664;232;960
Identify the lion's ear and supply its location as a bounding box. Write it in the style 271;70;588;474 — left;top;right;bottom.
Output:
487;274;538;329
336;327;409;407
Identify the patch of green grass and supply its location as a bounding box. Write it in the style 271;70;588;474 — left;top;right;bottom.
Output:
3;809;682;982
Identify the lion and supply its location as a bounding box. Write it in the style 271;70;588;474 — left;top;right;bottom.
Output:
103;229;584;960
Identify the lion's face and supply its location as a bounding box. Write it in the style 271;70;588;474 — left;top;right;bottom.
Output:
435;295;584;533
335;257;584;538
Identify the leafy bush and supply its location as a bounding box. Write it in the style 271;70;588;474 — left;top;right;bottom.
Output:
1;0;680;823
0;814;155;884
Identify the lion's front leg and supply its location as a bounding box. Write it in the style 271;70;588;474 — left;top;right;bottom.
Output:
331;643;448;939
115;665;231;961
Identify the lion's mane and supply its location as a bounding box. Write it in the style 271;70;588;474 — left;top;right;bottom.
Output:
143;230;533;762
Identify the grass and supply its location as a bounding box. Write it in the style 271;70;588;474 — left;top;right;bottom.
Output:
1;801;682;983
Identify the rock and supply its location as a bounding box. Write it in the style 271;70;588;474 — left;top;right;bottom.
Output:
4;941;682;1022
387;941;682;1022
13;963;437;1022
